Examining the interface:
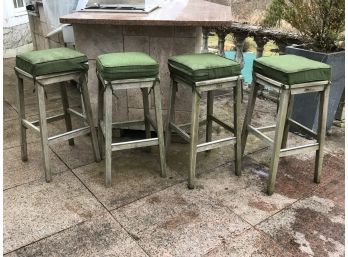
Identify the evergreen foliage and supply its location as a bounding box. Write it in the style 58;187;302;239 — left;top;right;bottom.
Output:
263;0;345;52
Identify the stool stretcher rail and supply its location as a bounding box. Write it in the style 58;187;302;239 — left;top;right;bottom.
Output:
111;138;159;151
197;137;236;152
48;127;91;145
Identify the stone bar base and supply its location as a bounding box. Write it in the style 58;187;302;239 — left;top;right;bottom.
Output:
73;24;202;126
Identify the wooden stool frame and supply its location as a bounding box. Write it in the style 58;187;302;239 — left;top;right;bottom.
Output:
165;74;243;189
15;67;101;182
242;72;331;195
97;73;166;187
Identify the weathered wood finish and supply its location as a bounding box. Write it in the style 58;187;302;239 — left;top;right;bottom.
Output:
166;75;243;189
15;68;100;183
242;71;331;195
314;84;330;183
104;85;113;187
80;74;102;163
165;80;177;153
153;81;167;177
48;127;91;145
188;89;201;189
98;76;167;186
31;113;66;126
16;75;27;161
142;88;151;140
241;79;259;155
37;83;51;182
22;120;40;134
206;91;214;142
233;77;242;176
60;83;74;145
267;89;290;195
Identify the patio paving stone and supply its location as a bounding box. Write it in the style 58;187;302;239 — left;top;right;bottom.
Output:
196;162;296;226
3;109;69;150
4;171;107;254
112;183;251;257
256;189;345;257
72;149;184;210
3;117;41;150
50;135;98;170
4;101;18;121
313;172;345;209
243;146;344;198
4;142;69;190
5;213;148;257
3;57;345;256
203;228;292;257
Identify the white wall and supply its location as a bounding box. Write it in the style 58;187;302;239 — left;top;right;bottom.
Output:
3;0;33;57
3;0;29;28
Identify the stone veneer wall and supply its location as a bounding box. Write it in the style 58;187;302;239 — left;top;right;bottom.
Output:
28;2;65;50
3;23;33;57
73;24;202;125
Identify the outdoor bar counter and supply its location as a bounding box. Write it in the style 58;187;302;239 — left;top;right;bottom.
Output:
60;0;232;125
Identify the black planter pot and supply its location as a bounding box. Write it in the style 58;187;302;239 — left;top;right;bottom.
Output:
285;45;345;133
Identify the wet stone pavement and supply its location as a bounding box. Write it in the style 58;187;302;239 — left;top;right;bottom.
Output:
3;58;345;256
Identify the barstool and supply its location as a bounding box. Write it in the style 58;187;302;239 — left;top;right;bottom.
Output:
242;54;331;195
96;52;166;187
15;47;101;182
166;53;243;189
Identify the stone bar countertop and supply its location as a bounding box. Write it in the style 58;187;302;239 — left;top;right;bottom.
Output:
60;0;232;27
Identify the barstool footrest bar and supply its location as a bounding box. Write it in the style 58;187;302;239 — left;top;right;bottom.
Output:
279;143;319;157
248;125;274;145
111;138;159;151
197;137;236;152
257;125;276;133
210;115;234;133
112;120;144;129
67;108;86;120
170;122;191;142
48;126;90;145
31;113;65;126
22;119;40;134
288;118;317;138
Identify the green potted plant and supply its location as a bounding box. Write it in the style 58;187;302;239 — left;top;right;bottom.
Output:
263;0;345;133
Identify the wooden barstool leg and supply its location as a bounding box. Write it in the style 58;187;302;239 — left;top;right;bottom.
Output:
97;79;105;159
188;88;201;189
281;94;295;149
104;85;113;187
233;78;242;176
142;88;151;139
241;80;259;155
16;75;28;161
206;90;214;142
60;82;74;146
37;83;51;182
153;81;167;178
267;89;290;195
80;75;101;163
314;84;330;183
165;79;177;154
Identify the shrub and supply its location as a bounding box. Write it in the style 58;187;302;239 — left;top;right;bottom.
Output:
263;0;345;52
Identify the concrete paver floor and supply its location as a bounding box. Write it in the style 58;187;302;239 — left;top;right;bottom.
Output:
3;58;345;256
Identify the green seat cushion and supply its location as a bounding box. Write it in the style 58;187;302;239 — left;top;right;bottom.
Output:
168;53;241;83
253;55;331;85
16;48;88;77
96;52;159;81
